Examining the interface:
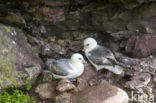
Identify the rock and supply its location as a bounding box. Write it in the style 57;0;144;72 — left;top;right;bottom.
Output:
126;34;156;58
41;42;67;57
0;13;26;27
35;83;54;99
141;16;156;34
120;0;140;10
76;64;103;91
119;56;140;65
133;3;156;21
41;70;53;82
125;73;151;89
0;23;43;89
77;78;88;91
120;40;127;49
54;93;72;103
154;74;156;82
109;41;120;51
84;10;130;37
37;0;69;7
88;79;97;86
73;0;90;5
56;79;76;92
126;56;156;76
72;84;129;103
110;31;133;40
68;40;83;52
35;6;65;22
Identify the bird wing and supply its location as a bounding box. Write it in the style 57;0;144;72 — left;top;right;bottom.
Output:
88;46;116;66
46;59;71;76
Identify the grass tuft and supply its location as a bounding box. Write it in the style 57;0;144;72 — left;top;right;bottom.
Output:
0;89;36;103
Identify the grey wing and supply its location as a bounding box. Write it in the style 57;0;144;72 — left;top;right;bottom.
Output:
88;46;116;65
46;59;70;76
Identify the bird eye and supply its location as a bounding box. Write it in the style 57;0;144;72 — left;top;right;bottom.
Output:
86;44;89;46
78;58;82;60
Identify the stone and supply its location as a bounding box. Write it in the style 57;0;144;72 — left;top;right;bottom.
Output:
35;6;65;22
74;0;90;5
0;23;43;89
76;64;102;91
72;84;129;103
37;0;69;7
41;42;67;57
120;0;139;10
154;74;156;82
141;16;156;34
68;40;83;52
126;56;156;77
0;13;26;27
56;79;76;92
35;83;54;100
41;70;53;82
133;3;156;20
125;73;151;89
54;93;72;103
119;56;140;66
76;78;88;91
126;34;156;58
88;79;97;86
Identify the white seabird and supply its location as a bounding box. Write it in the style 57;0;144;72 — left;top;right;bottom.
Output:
46;53;86;79
83;37;125;75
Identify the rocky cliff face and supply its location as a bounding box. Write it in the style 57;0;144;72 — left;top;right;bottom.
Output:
0;0;156;58
0;0;155;38
0;0;156;103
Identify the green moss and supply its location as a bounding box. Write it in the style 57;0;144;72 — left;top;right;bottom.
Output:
0;56;18;88
0;89;36;103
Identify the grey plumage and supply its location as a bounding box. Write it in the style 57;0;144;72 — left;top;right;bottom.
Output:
46;59;71;76
45;53;85;79
88;46;129;68
87;46;116;66
83;37;126;75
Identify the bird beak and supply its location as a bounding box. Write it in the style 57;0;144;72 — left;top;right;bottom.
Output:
82;48;85;52
83;60;87;64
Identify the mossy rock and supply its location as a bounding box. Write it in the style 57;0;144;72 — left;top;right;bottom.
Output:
0;23;43;89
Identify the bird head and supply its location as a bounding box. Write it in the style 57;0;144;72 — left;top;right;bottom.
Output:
83;37;98;52
70;53;87;64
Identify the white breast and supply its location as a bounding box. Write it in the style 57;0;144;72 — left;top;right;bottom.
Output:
68;62;84;78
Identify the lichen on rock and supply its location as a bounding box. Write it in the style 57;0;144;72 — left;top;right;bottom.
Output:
0;23;43;89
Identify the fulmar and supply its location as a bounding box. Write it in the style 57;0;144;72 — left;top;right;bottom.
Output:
83;37;126;75
46;53;86;79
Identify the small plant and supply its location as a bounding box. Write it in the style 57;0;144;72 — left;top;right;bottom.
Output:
52;77;56;81
0;89;36;103
26;83;32;91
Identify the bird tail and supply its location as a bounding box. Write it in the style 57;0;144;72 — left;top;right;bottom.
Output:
45;59;56;65
113;65;125;76
102;65;125;75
